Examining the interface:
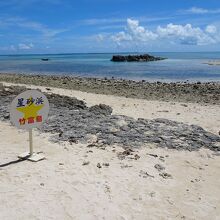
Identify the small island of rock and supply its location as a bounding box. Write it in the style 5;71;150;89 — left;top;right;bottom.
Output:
111;54;166;62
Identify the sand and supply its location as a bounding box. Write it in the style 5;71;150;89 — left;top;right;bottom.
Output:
0;82;220;220
204;61;220;66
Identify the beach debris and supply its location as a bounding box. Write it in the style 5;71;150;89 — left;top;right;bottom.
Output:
59;162;64;165
121;164;133;168
69;137;78;144
97;163;102;168
102;163;109;167
89;104;112;116
191;178;200;183
159;156;165;162
139;170;154;178
147;153;158;158
181;104;188;107
149;192;156;197
154;164;165;172
87;143;97;148
58;131;63;137
3;114;9;119
104;184;111;194
82;161;90;166
117;148;134;160
159;172;172;179
134;154;140;160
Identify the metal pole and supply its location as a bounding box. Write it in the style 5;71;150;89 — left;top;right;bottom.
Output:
29;129;33;156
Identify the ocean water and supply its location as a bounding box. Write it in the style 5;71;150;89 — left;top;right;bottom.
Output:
0;52;220;82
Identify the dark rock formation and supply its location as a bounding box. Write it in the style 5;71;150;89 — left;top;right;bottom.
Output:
111;54;166;62
0;84;220;152
89;104;112;116
0;74;219;105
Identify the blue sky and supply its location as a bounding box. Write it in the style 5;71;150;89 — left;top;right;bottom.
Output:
0;0;220;54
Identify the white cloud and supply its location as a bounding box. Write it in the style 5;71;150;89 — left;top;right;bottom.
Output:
126;18;158;41
206;25;217;34
111;31;132;45
18;43;34;50
185;7;220;14
157;23;216;45
111;19;157;45
111;19;220;46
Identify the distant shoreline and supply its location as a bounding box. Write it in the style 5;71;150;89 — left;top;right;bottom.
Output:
0;73;219;105
204;61;220;66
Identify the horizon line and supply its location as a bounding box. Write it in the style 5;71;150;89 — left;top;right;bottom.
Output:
1;51;220;56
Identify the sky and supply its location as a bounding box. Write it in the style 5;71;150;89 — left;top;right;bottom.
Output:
0;0;220;54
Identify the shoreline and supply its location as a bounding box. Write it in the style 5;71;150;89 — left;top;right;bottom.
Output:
0;72;220;105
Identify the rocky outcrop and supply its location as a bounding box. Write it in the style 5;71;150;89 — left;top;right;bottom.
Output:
89;104;113;116
0;74;219;105
111;54;166;62
0;84;220;151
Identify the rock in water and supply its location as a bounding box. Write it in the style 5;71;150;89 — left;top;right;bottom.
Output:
111;54;166;62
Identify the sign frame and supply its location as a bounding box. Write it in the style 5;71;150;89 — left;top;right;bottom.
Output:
10;89;49;162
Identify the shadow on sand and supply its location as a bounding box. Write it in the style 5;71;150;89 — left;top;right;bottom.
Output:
0;157;29;168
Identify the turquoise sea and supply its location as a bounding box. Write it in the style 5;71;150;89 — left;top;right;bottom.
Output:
0;52;220;82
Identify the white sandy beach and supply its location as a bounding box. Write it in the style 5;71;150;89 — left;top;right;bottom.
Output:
0;82;220;220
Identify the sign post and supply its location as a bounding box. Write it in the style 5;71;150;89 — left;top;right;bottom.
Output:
10;90;49;162
29;129;33;156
